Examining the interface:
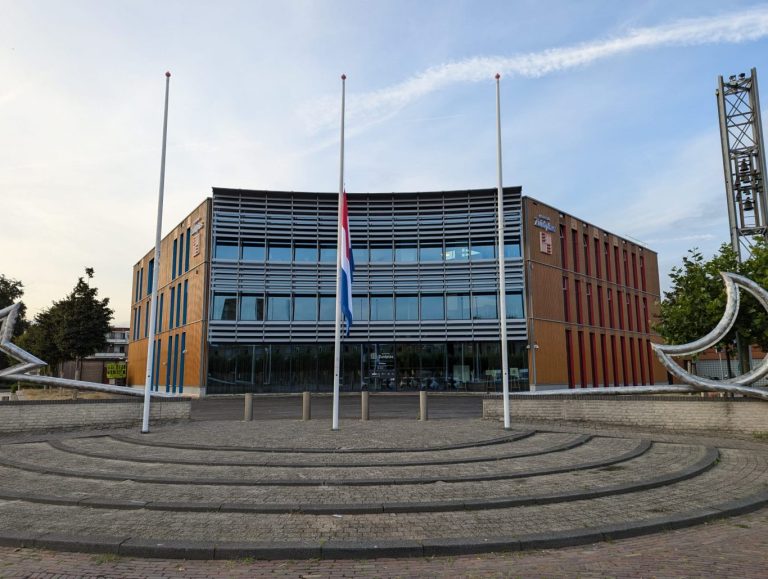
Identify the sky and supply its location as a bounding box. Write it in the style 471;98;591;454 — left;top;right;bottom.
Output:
2;0;768;326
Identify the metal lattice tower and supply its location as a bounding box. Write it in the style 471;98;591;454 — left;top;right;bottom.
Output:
716;68;768;261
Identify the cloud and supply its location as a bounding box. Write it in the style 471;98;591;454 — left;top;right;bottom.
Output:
302;5;768;134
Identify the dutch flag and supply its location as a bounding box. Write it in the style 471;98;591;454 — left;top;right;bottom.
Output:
340;189;355;335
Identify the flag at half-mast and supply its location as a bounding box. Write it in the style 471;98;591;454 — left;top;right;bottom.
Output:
340;189;355;335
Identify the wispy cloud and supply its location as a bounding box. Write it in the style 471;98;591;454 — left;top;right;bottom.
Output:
303;5;768;134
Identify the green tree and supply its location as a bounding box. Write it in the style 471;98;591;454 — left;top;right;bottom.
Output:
0;274;28;370
18;268;114;379
657;240;768;376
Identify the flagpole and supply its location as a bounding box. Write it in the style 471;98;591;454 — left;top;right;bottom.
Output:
495;73;511;430
142;71;171;434
332;74;346;431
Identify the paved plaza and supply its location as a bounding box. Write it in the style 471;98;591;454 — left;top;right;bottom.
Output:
0;396;767;576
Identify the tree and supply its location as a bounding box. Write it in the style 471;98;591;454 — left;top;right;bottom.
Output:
0;275;28;370
18;268;114;379
657;240;768;376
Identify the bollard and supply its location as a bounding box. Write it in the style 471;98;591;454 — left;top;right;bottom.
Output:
244;393;253;421
361;390;369;421
302;391;311;421
419;390;428;421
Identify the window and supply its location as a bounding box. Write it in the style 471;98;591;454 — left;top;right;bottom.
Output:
421;295;445;320
629;337;638;385
640;255;647;291
369;245;393;263
156;293;164;333
565;329;575;388
214;238;238;261
472;294;497;319
604;241;611;281
600;334;609;387
395;296;418;320
505;237;521;259
168;287;175;329
611;335;619;386
444;240;469;261
144;306;149;338
179;332;186;393
635;295;642;334
175;282;182;327
241;294;264;321
353;297;369;321
320;244;337;263
631;253;638;288
446;294;470;320
370;295;393;320
268;243;291;262
617;290;624;329
626;293;633;331
419;243;443;262
583;234;590;276
642;297;649;333
395;244;417;262
471;241;495;260
597;286;604;327
571;230;580;272
178;232;184;277
607;288;615;328
242;243;265;261
646;340;655;385
577;331;587;387
586;283;593;325
593;239;601;278
638;337;646;384
319;296;335;321
590;332;598;387
134;269;141;302
172;239;178;277
294;245;318;262
562;277;570;322
614;246;621;287
506;292;524;319
574;280;583;324
147;259;154;294
559;225;568;269
212;293;237;321
182;280;188;325
294;296;317;321
620;336;628;386
352;246;368;264
267;295;291;321
184;227;191;272
623;249;629;286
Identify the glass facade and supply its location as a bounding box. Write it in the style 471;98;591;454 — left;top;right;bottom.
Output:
207;341;529;394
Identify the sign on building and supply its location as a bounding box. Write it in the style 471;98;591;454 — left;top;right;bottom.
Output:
106;363;127;379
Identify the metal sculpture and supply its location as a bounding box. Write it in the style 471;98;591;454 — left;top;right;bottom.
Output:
0;303;168;398
529;272;768;400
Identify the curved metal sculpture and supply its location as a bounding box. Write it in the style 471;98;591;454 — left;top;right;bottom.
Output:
0;303;169;398
529;272;768;401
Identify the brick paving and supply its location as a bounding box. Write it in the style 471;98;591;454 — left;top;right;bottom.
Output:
0;506;766;577
0;416;768;574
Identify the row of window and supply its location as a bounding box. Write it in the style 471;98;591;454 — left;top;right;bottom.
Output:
213;238;522;264
148;331;186;394
134;226;192;305
564;329;656;388
131;279;189;341
211;292;525;322
559;225;647;291
207;340;529;394
562;277;650;333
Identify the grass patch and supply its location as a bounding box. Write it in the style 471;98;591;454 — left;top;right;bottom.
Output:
92;553;121;565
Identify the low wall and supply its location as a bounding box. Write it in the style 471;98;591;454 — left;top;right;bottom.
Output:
0;398;191;433
483;395;767;434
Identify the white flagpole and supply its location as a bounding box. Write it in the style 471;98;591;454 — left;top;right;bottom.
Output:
141;71;171;434
495;73;511;430
332;74;346;431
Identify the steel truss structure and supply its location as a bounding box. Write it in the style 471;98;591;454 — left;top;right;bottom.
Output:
716;68;768;261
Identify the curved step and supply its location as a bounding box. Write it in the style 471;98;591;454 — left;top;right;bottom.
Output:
48;433;592;468
0;439;651;486
0;447;718;514
0;448;763;559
